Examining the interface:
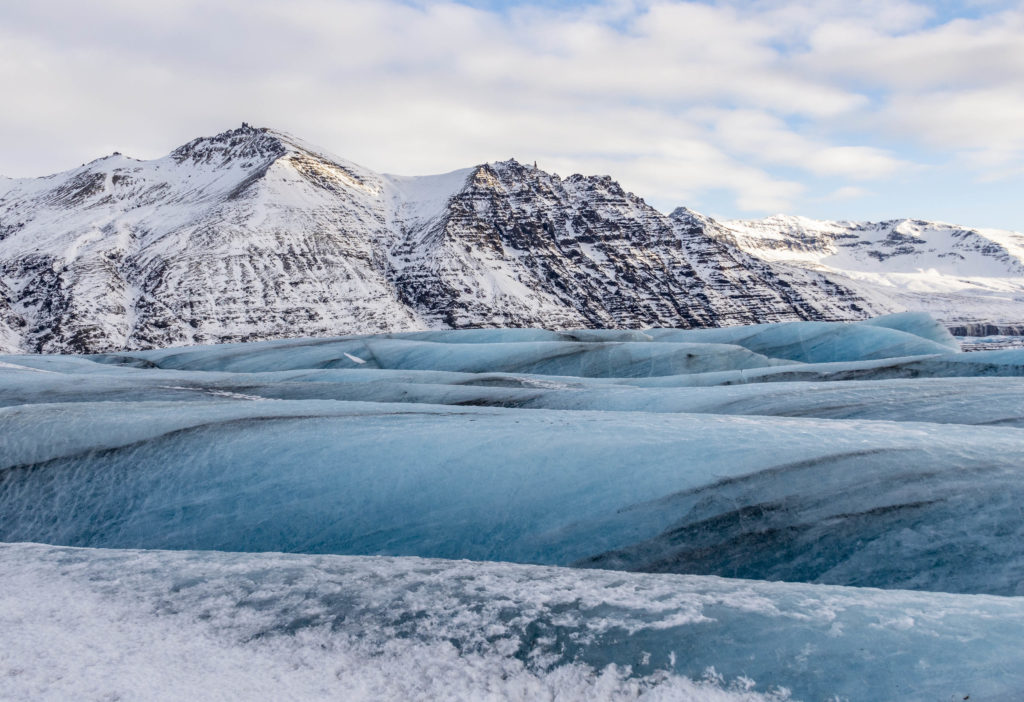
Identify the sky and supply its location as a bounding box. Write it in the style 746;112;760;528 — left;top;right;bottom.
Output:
1;0;1023;229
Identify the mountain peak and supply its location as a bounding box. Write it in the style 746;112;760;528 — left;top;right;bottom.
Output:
1;124;1022;355
670;206;717;229
488;158;530;175
170;123;289;167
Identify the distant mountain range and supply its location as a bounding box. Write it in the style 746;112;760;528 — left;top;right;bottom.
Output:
1;124;1022;353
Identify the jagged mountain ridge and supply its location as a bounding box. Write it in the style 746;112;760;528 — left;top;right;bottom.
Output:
0;124;1021;353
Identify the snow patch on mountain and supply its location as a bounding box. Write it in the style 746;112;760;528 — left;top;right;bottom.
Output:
717;214;1024;327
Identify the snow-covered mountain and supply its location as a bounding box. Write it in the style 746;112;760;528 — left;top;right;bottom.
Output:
1;124;1022;353
713;213;1024;336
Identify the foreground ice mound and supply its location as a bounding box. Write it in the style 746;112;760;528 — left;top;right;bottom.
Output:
3;543;1023;702
3;396;1024;594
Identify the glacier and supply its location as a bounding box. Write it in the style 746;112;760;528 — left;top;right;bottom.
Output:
3;543;1023;702
2;312;1024;700
3;397;1024;595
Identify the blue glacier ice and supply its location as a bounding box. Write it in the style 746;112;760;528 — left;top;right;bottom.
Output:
855;310;962;346
645;312;960;363
3;313;1024;699
78;310;960;372
3;313;1024;596
93;338;791;376
2;400;1023;594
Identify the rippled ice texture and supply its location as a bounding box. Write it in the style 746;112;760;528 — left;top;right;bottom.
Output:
3;543;1023;702
2;313;1024;699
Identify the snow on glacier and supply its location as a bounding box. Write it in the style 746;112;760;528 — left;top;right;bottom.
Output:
3;543;1023;702
2;313;1024;699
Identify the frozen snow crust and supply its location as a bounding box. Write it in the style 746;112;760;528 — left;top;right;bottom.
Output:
3;312;1024;699
3;542;1023;702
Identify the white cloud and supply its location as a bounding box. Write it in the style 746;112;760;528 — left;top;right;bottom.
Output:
882;88;1024;166
543;143;806;213
0;0;1022;221
821;185;871;201
710;110;907;179
804;9;1024;91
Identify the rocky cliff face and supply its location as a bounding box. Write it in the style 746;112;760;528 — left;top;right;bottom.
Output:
0;125;1021;354
394;159;876;332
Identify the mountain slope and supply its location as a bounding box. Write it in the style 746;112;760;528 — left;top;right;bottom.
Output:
714;214;1024;334
395;159;875;331
0;127;429;353
1;124;1022;353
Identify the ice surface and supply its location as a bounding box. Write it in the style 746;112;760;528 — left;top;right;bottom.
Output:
3;543;1023;702
4;360;1023;426
646;313;959;363
2;397;1024;594
89;338;789;377
81;310;963;372
363;339;790;377
384;328;658;344
856;310;960;347
3;314;1024;698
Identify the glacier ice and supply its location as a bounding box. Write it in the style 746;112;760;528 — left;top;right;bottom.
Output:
3;363;1023;426
646;315;959;364
2;543;1023;702
3;313;1024;699
80;310;961;372
3;314;1024;595
855;310;961;347
1;399;1023;594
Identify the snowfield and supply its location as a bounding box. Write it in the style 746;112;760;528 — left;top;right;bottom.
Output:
2;312;1023;700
